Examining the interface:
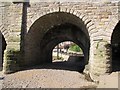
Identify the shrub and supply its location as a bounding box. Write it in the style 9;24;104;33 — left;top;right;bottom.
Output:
69;44;82;52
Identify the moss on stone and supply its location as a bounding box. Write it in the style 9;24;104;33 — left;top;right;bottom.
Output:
3;49;21;74
8;36;20;42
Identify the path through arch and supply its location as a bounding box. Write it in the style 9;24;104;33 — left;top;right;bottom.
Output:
24;12;91;72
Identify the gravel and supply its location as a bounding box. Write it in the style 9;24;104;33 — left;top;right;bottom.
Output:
2;63;97;88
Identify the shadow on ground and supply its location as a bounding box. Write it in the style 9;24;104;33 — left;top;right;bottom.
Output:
21;56;85;73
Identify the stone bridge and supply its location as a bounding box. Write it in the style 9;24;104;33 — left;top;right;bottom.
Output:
0;0;120;80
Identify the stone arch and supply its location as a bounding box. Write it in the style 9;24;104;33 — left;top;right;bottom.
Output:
111;20;120;71
111;21;120;44
40;23;88;65
0;30;7;70
105;18;119;43
27;7;97;39
0;23;9;42
24;9;97;73
0;23;8;71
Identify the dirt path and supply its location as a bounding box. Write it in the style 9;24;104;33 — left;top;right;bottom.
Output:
2;63;96;88
2;61;119;88
3;70;96;88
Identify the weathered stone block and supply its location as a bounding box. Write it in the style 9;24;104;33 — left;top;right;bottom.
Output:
3;49;20;74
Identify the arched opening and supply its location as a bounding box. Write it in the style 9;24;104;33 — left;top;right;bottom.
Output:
111;21;120;71
52;41;84;72
25;12;90;72
52;41;84;62
0;32;6;70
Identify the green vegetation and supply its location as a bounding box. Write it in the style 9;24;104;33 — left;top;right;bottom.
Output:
4;49;20;73
69;44;82;52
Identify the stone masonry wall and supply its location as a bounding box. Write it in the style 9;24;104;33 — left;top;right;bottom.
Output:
25;1;119;80
26;1;119;41
0;3;23;73
0;1;119;80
